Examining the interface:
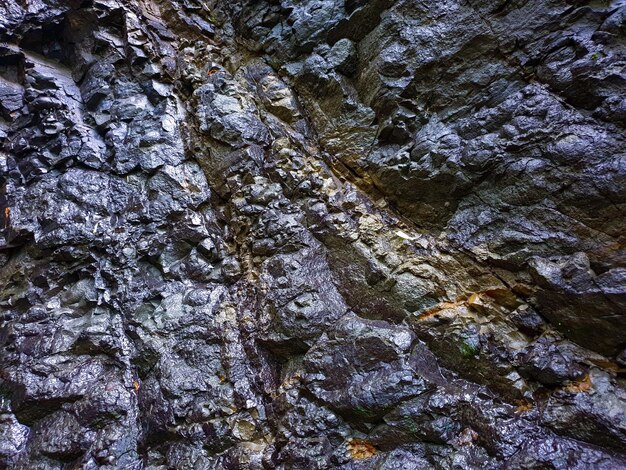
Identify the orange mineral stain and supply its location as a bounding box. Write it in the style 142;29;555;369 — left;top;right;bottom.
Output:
347;439;377;460
564;374;592;394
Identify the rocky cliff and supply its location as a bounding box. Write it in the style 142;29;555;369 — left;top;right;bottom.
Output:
1;0;626;468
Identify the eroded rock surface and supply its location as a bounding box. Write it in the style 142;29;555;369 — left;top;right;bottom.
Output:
1;0;625;468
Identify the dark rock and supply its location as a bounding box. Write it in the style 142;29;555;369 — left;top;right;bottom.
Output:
1;0;626;468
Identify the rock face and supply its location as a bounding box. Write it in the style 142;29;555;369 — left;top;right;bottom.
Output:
1;0;626;468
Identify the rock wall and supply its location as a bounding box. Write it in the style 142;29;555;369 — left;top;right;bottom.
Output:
1;0;625;468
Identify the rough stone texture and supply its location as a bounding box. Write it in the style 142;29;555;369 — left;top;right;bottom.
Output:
1;0;625;468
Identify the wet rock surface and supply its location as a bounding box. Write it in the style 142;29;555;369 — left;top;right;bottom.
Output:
1;0;625;468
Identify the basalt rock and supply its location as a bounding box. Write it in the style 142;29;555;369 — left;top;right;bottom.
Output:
1;0;625;469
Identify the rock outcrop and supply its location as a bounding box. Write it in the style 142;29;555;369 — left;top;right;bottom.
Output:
1;0;625;468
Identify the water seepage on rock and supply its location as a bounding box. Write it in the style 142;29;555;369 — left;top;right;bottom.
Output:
0;0;625;468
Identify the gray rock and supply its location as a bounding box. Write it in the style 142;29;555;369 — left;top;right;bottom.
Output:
1;0;626;468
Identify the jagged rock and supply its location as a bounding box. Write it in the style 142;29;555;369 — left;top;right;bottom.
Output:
1;0;625;468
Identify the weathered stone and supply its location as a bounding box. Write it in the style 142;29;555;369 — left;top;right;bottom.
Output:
1;0;626;468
